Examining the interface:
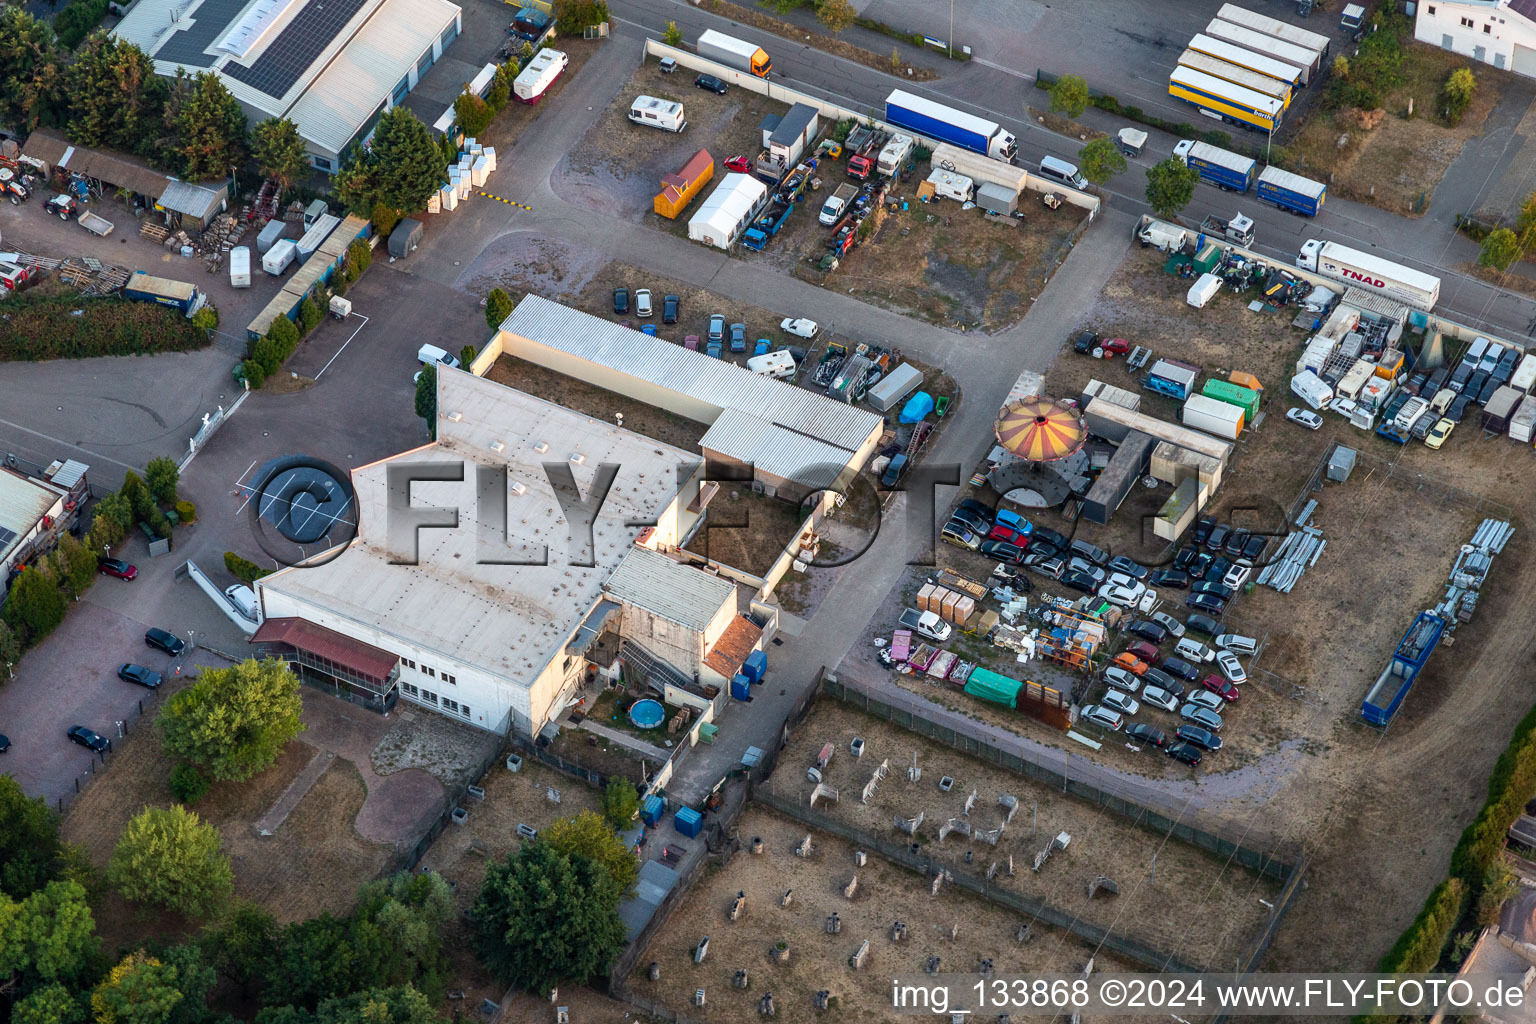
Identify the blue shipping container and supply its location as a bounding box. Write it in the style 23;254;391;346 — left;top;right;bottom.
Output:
641;794;664;826
1360;612;1444;725
743;650;767;684
730;675;751;701
674;806;703;838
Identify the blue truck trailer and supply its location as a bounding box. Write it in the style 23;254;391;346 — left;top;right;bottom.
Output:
884;89;1016;161
1257;165;1327;216
1172;139;1256;192
743;202;795;251
1360;611;1446;725
122;272;201;315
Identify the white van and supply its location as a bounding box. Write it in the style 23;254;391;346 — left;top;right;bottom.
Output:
1039;155;1088;191
747;350;796;379
225;584;258;620
417;344;460;369
628;96;687;133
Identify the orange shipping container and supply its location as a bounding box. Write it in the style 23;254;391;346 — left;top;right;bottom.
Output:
654;149;714;219
1228;370;1263;392
940;591;960;621
954;595;975;624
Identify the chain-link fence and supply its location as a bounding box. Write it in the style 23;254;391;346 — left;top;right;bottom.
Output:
53;693;162;814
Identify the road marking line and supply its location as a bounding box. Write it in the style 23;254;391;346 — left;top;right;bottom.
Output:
0;418;138;471
476;190;534;210
314;313;370;380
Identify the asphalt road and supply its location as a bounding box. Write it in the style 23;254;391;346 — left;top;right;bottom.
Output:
610;0;1536;343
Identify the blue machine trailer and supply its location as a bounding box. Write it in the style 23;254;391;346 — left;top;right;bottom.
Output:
883;89;1016;161
123;271;201;315
1173;139;1257;192
1360;611;1446;726
743;201;795;251
1257;165;1327;217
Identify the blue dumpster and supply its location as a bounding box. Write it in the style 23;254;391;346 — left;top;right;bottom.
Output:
731;674;751;701
674;806;702;838
743;650;767;684
641;794;664;826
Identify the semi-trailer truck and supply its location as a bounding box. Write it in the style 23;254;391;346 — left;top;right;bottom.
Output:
1256;165;1326;216
1296;240;1441;310
697;30;771;77
1172;140;1256;192
883;90;1016;161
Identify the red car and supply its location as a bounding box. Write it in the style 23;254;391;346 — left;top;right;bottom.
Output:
98;557;137;580
1099;337;1131;358
987;523;1030;547
724;155;752;173
1200;674;1240;703
1124;640;1160;664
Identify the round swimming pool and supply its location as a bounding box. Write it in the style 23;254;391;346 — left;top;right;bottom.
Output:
628;699;665;729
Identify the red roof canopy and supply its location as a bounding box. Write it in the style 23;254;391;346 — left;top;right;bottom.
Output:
252;617;398;682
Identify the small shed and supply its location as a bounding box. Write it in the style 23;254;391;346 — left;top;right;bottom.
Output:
654;149;714;219
674;806;703;837
766;103;819;166
157;179;225;231
975;181;1019;216
867;362;923;411
1326;445;1357;483
388;218;423;259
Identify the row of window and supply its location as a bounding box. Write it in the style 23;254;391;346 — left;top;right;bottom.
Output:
399;656;456;685
400;682;470;719
1431;7;1496;34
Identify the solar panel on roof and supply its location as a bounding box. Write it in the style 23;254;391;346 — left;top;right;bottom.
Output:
155;0;252;68
0;527;17;548
224;0;369;98
1511;0;1536;21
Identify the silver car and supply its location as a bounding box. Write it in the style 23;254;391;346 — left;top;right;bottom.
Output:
1140;685;1178;712
1216;633;1258;655
1081;704;1124;731
634;288;653;317
1104;665;1140;693
1184;689;1224;712
1151;611;1186;638
1101;689;1140;716
1215;649;1247;683
1180;703;1224;730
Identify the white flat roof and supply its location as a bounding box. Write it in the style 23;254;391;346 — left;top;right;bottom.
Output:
0;470;62;562
603;546;735;631
258;370;698;681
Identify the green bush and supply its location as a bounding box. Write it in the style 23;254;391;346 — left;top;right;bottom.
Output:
191;306;219;332
369;205;401;241
169;764;212;805
240;359;266;389
55;0;109;48
297;297;322;336
347;238;373;275
224;552;272;585
0;295;208;362
1376;877;1467;974
1451;702;1536;886
1201;130;1232;148
175;500;197;524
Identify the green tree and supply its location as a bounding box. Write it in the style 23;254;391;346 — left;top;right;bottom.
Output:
91;950;184;1024
168;764;211;805
85;504;126;554
662;20;682;47
255;1010;317;1024
64;35;166;156
3;566;66;642
49;533;98;599
544;812;638;895
190;306;219;333
251;118;310;191
1144;157;1198;218
297;296;322;335
550;0;609;34
155;943;217;1024
414;364;436;437
261;914;359;1009
145;456;179;505
240;359;267;390
1479;227;1520;272
471;842;626;994
334;107;445;215
485;72;510;114
317;986;440;1024
1076;136;1125;186
1048;74;1090;119
1476;858;1521;925
1331;54;1351;80
175;70;247;179
0;881;100;998
0;8;62;132
459;345;477;368
351;873;453;999
1443;66;1476;124
815;0;856;33
601;778;639;829
108;807;233;918
12;983;86;1024
1515;190;1536;253
53;0;108;49
93;491;134;532
484;288;513;331
202;900;276;996
0;776;72;898
346;239;372;276
453;89;492;138
0;621;20;679
157;658;305;783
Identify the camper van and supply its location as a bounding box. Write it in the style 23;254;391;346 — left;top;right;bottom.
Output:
629;96;687;133
747;350;797;379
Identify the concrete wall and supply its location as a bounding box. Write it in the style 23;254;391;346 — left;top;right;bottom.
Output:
619;603;706;676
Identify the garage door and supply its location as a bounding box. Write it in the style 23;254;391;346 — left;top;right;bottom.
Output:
1514;43;1536;77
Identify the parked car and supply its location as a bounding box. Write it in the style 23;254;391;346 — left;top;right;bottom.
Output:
1032;526;1068;551
780;317;819;338
1205;523;1230;551
1166;740;1203;765
1111;651;1148;676
1124;636;1163;660
1286;407;1323;430
1193;517;1215;546
1192;581;1235;601
1223;527;1250;557
1026;554;1064;579
753;339;770;356
612;287;629;314
641;324;658;336
1069;538;1109;566
1150;612;1186;639
144;628;186;656
950;506;991;535
1187;550;1213;578
705;339;723;359
1174;638;1215;664
988;523;1030;547
1186;613;1222;637
1104;665;1141;692
1425;418;1455;450
995;509;1031;534
1100;689;1140;716
1215;650;1247;683
1159;656;1200;683
1097;581;1145;608
67;725;108;751
729;322;747;353
1140;686;1179;713
1141;667;1183;698
1203;557;1232;584
724;155;752;172
684;335;700;351
662;294;680;323
1216;633;1258;655
1080;704;1123;730
1180;704;1224;730
1200;674;1240;703
0;733;9;754
957;498;995;523
1221;563;1250;589
1107;556;1148;580
1186;592;1228;615
1067;558;1106;585
1175;724;1223;752
881;454;908;487
940;523;981;551
980;540;1026;565
117;663;162;688
1125;722;1166;748
695;73;728;94
708;314;725;344
1238;533;1268;565
98;557;137;580
634;288;653;317
1071;329;1101;355
1060;569;1100;593
1150;568;1189;590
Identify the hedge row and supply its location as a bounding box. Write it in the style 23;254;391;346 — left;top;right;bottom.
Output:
1033;71;1266;161
0;295;209;361
1376;877;1468;974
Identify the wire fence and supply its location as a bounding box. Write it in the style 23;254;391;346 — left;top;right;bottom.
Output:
390;739;509;875
53;692;162;814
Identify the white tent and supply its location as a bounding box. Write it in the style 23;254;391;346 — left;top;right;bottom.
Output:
688;173;767;249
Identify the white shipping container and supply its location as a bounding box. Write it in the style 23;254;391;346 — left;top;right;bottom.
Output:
1509;395;1536;443
262;239;297;276
482;147;496;172
1511;352;1536;393
1181;393;1243;439
427;192;441;214
440;186;458;211
458;179;470;200
228;246;250;288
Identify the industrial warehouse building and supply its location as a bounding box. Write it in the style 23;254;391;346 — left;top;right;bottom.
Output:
253;369;769;737
492;295;884;501
114;0;462;170
1414;0;1536;76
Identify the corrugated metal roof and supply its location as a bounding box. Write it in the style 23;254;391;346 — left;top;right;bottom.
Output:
159;179;223;219
1342;286;1409;322
768;103;817;147
0;470;62;552
699;407;849;488
499;296;882;455
287;0;457;154
603;546;735;631
47;460;89;490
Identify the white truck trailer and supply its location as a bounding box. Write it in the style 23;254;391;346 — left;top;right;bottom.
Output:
1296;240;1441;310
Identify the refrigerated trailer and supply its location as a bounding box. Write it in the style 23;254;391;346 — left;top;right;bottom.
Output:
1257;166;1327;216
697;30;771;76
883;89;1017;161
1216;4;1331;58
1168;66;1283;132
1296;240;1441;310
1204;19;1320;84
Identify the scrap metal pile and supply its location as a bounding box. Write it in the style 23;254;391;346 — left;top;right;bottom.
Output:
1434;518;1514;625
1256;499;1325;593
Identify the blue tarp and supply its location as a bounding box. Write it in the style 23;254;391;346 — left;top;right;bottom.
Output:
899;391;934;423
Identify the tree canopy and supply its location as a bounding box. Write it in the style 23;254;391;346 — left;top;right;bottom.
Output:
484;289;513;331
91;951;184;1024
3;566;67;642
543;810;638;896
0;775;75;900
471;841;626;995
1144;157;1199;218
0;8;61;132
108;807;233;918
157;657;305;783
1479;228;1520;273
64;35;167;158
1076;137;1126;186
1048;74;1090;119
0;881;100;1001
173;71;248;179
334;107;445;216
252;118;310;190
